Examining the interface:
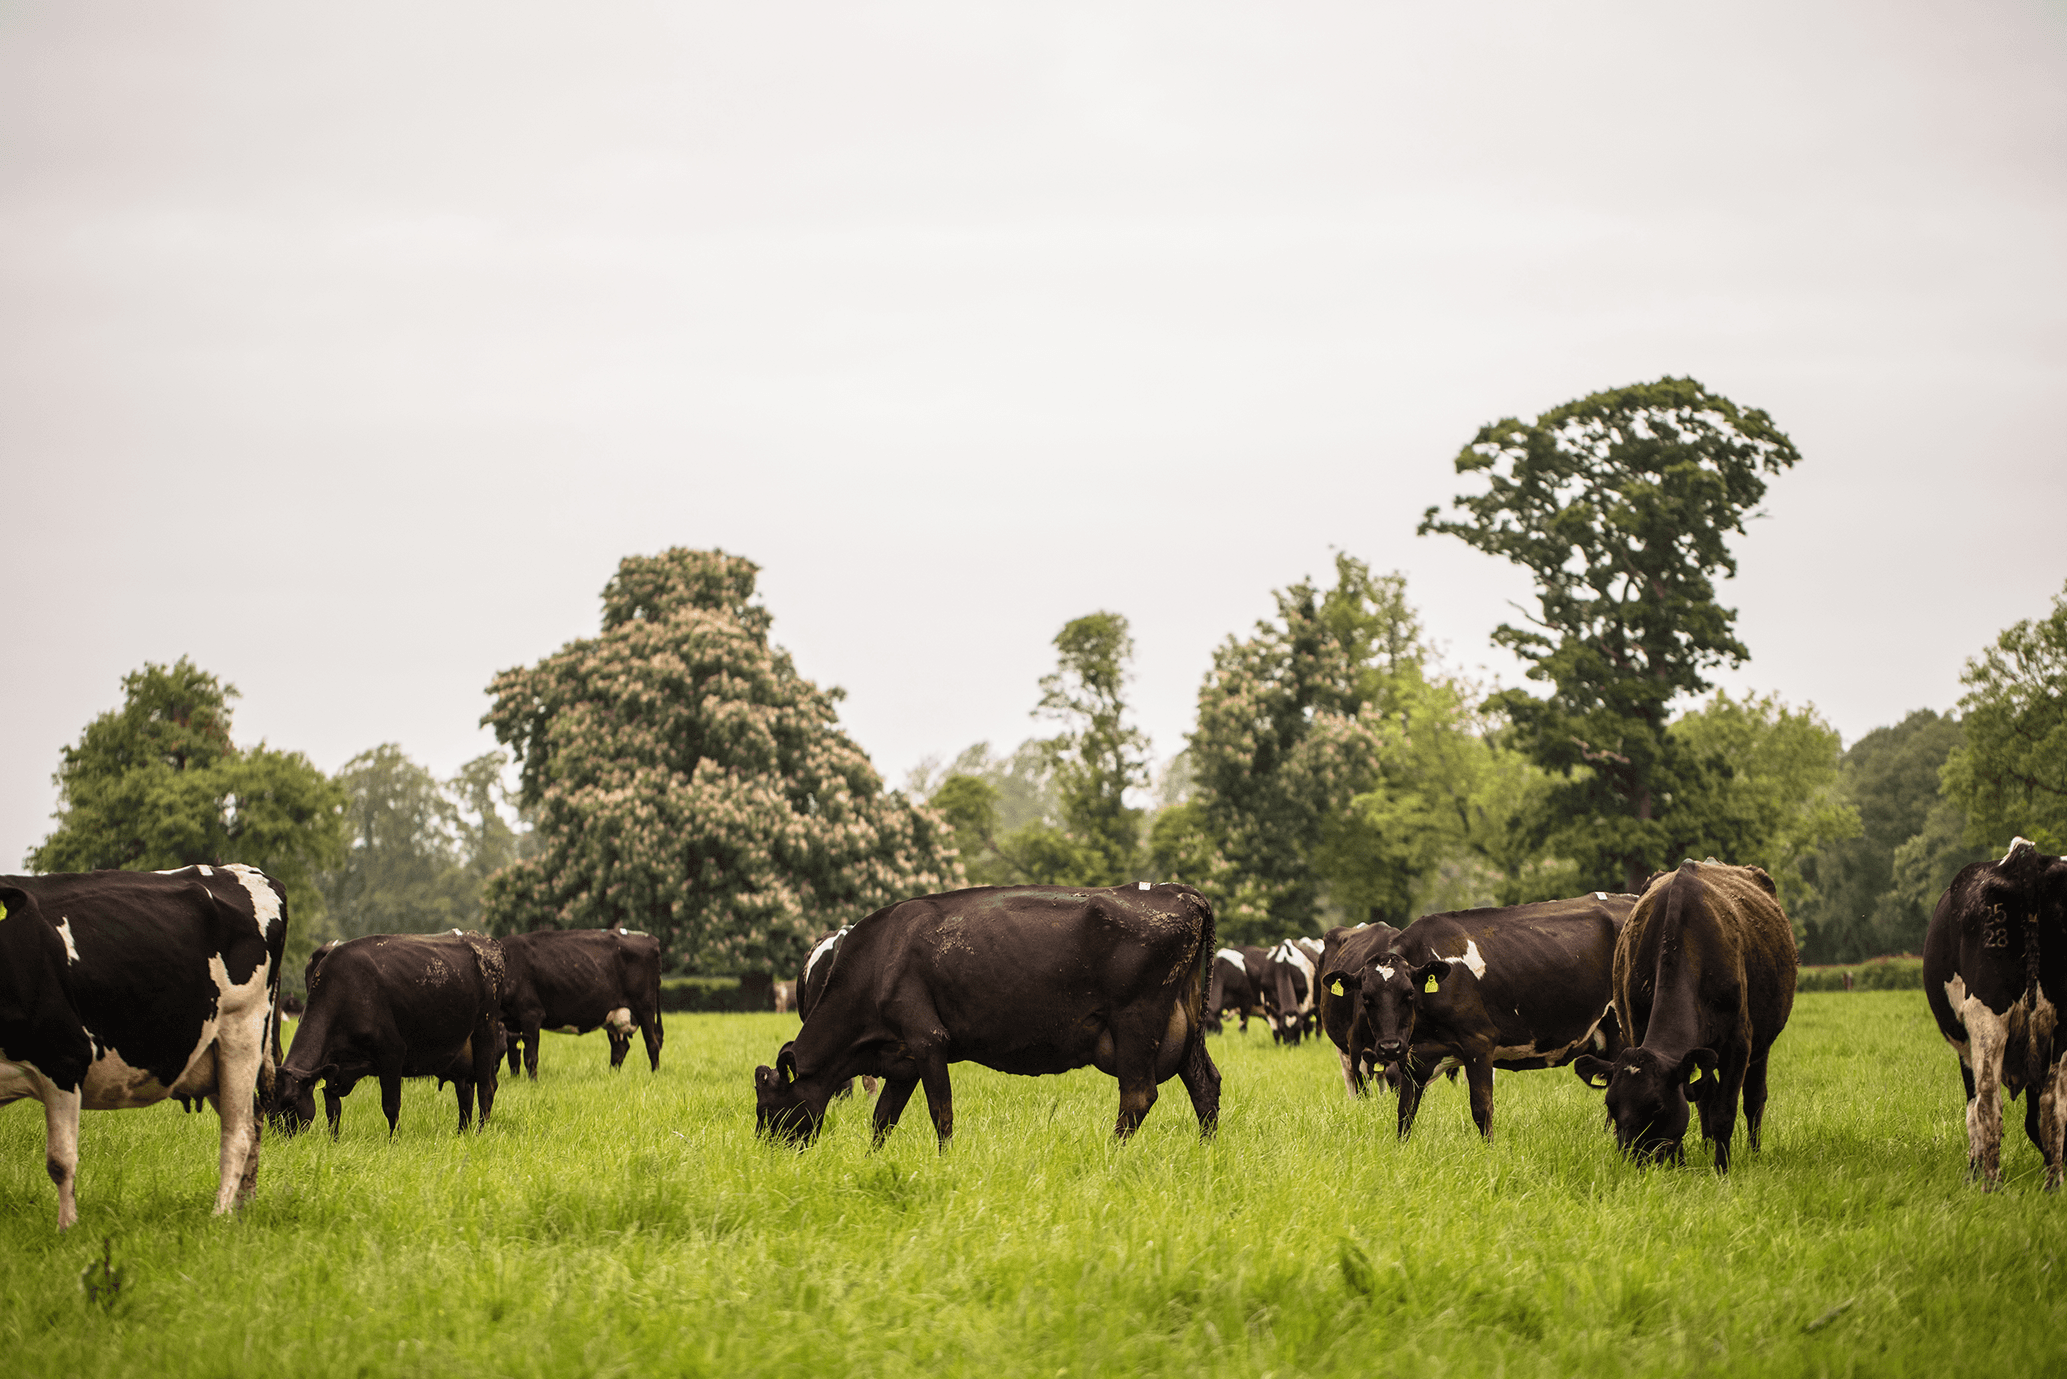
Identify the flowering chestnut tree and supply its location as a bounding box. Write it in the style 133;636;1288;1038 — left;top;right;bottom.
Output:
480;548;961;972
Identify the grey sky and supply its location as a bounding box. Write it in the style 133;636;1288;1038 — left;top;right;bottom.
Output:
4;1;2064;867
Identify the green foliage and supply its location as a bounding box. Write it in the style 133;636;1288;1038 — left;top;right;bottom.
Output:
481;548;961;972
1664;691;1860;919
1796;711;1978;962
1034;611;1152;884
320;745;521;943
1794;957;1925;992
1420;376;1802;891
1942;579;2067;854
29;657;347;981
4;997;2061;1378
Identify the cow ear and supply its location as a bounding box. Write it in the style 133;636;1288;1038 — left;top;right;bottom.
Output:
1413;959;1451;994
0;883;34;924
775;1042;798;1084
1320;969;1351;998
1572;1054;1613;1091
1679;1048;1719;1087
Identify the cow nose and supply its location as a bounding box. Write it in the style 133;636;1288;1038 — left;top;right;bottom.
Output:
1375;1039;1402;1057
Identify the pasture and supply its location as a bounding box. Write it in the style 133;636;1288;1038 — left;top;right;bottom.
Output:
3;992;2063;1377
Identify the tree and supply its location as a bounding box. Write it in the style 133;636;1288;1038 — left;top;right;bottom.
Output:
1794;710;1973;961
30;657;348;981
1035;611;1151;884
480;548;961;972
1941;579;2067;854
319;746;519;939
1664;691;1859;922
1418;376;1803;891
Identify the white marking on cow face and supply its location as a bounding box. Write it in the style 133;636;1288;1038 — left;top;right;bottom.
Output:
54;919;80;964
804;928;848;982
1375;964;1395;982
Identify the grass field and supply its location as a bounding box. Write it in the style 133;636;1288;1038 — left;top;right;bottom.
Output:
4;992;2064;1377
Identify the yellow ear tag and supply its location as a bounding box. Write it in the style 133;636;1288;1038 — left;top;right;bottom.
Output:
1422;975;1438;993
1328;979;1345;997
1687;1068;1700;1085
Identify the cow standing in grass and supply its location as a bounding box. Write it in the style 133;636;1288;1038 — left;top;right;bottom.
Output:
274;931;506;1137
1574;863;1794;1171
1262;936;1323;1045
496;926;664;1078
1923;837;2067;1189
754;883;1221;1147
1316;922;1401;1096
1327;893;1631;1139
0;865;287;1229
1204;945;1269;1034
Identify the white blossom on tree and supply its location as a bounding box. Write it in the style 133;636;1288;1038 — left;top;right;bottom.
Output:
481;548;962;971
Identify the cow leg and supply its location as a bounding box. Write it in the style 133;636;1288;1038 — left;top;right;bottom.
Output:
523;1025;541;1081
506;1029;523;1077
2043;1062;2067;1191
1396;1070;1427;1140
380;1072;404;1137
473;1020;500;1129
919;1054;956;1148
324;1086;345;1138
870;1077;920;1148
211;1025;266;1213
1959;998;2009;1187
1742;1049;1774;1153
453;1077;474;1133
42;1086;82;1230
1464;1056;1496;1140
1177;1034;1221;1139
641;1011;663;1072
1339;1047;1361;1099
1703;1051;1747;1174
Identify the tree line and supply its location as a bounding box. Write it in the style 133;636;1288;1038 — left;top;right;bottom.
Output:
29;378;2067;976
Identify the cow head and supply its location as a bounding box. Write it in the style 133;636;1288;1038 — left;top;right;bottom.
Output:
1571;1046;1717;1163
1332;954;1453;1068
754;1041;823;1144
270;1065;321;1135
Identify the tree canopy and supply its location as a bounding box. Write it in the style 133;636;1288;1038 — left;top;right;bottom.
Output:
30;657;347;980
480;548;960;972
1942;579;2067;854
1419;376;1803;891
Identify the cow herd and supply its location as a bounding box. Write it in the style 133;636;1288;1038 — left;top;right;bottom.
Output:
3;839;2065;1229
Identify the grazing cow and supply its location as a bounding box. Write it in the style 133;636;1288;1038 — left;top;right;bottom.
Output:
275;931;506;1137
795;927;877;1097
1923;837;2067;1189
496;926;664;1078
754;883;1221;1147
1316;922;1401;1096
1204;946;1269;1034
0;865;287;1230
1326;892;1632;1139
1262;936;1324;1044
1572;863;1795;1171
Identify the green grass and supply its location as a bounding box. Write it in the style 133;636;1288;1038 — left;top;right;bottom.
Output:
4;994;2064;1377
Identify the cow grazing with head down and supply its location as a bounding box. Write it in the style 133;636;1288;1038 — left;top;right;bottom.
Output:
1204;946;1269;1034
1316;921;1401;1096
1924;837;2067;1189
274;931;506;1137
1325;893;1632;1139
0;865;287;1230
1262;936;1324;1045
1573;862;1795;1171
754;883;1221;1147
496;926;664;1078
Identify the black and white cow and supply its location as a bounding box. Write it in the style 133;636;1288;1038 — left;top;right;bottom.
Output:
794;926;877;1098
1923;837;2067;1189
496;926;664;1078
1262;936;1324;1045
1325;892;1632;1140
1316;922;1401;1096
0;865;287;1229
274;931;506;1137
1573;862;1795;1171
754;883;1221;1147
1204;945;1269;1034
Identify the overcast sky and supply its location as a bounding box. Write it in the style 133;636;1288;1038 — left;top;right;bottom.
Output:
4;1;2064;868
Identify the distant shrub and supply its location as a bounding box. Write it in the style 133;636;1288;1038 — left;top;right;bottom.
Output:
1797;957;1924;992
657;974;779;1013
